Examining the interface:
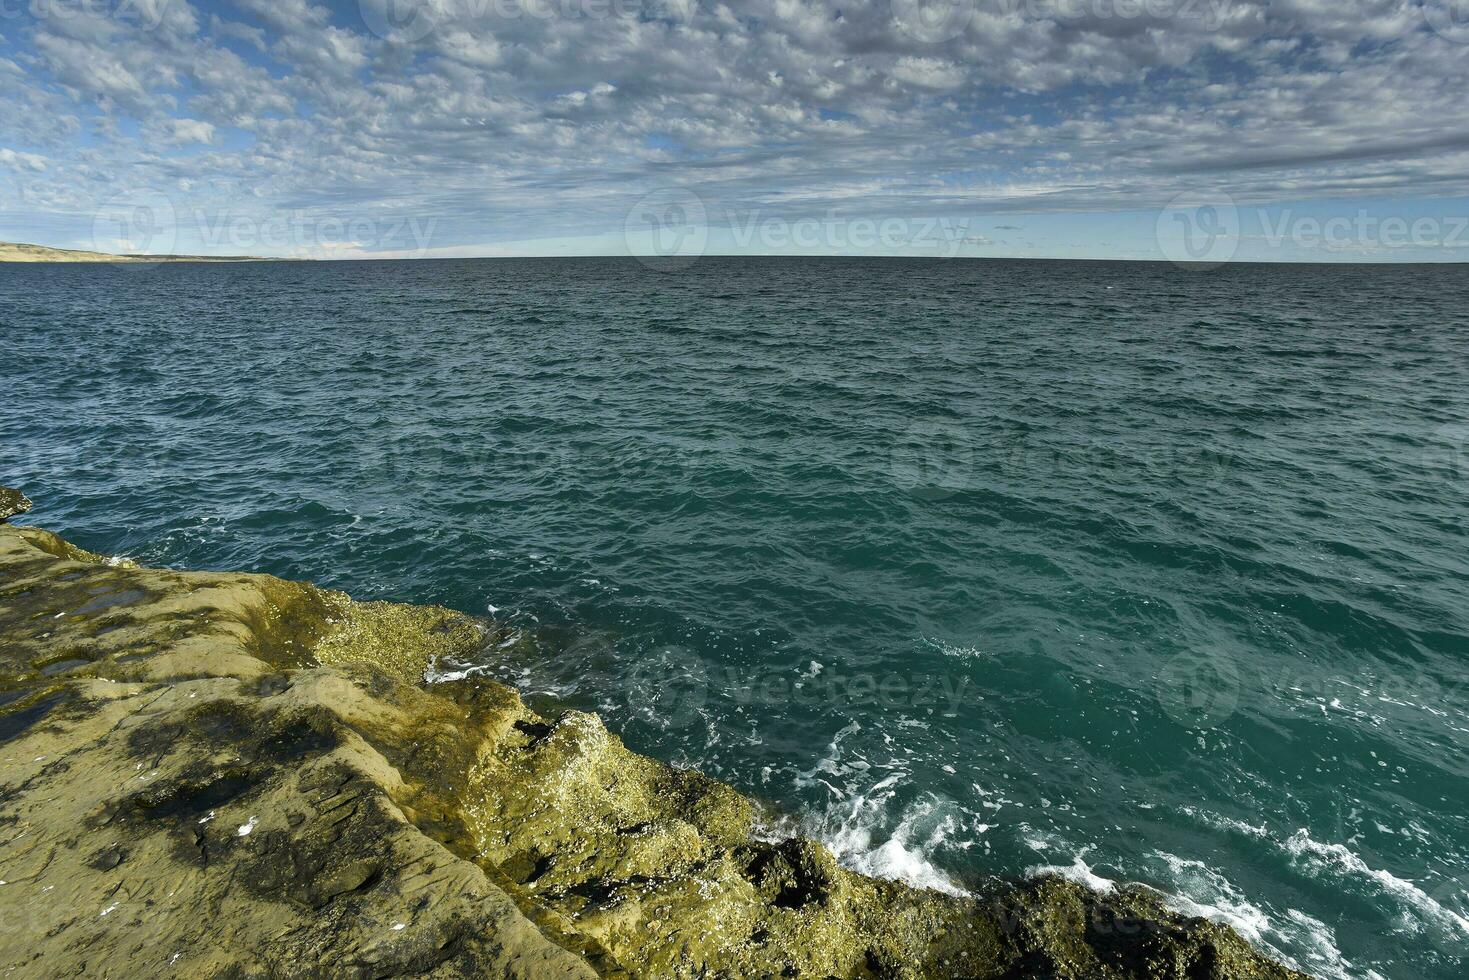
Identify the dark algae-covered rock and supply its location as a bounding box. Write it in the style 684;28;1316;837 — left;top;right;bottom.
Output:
0;502;1313;979
0;485;32;522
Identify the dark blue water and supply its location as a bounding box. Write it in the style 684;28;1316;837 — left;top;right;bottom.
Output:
3;257;1468;979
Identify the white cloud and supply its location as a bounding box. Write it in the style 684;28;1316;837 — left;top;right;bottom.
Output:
0;148;49;172
166;118;216;145
889;57;965;90
0;0;1467;255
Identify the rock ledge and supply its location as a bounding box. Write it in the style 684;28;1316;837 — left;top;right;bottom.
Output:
0;492;1311;979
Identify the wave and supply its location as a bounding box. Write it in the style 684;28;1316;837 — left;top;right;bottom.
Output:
1282;830;1469;940
813;793;969;898
789;721;970;897
1020;841;1382;980
1183;804;1469;942
1025;849;1119;895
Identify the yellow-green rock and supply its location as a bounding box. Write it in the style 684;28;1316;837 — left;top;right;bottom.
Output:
0;487;1312;979
0;486;31;522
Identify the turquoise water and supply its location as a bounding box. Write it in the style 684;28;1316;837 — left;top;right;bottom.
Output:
3;257;1468;978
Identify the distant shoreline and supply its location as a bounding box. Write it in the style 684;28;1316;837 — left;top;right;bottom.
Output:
5;240;1467;266
0;241;280;263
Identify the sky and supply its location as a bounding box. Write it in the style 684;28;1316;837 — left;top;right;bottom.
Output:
2;0;1469;262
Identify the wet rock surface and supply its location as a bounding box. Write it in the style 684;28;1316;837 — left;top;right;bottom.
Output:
0;495;1312;979
0;487;30;522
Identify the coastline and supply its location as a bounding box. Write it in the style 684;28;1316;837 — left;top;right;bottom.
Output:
0;242;276;264
0;489;1308;979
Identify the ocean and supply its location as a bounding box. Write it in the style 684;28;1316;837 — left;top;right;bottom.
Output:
3;257;1467;979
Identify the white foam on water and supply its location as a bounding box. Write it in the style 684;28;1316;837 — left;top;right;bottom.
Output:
1153;853;1274;945
1019;844;1365;980
813;794;969;898
794;724;970;897
423;659;493;685
1025;849;1117;895
1282;909;1390;980
1177;804;1468;976
921;636;987;661
751;810;801;845
1150;851;1389;980
793;720;864;792
1282;829;1469;938
423;626;528;686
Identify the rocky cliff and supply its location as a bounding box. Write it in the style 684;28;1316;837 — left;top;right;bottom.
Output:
0;489;1308;979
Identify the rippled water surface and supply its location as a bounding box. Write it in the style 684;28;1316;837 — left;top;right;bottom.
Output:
4;257;1469;979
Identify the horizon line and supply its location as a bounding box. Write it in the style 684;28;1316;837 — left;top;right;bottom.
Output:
5;242;1469;268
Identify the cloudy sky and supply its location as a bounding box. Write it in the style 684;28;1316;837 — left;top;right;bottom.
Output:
3;0;1469;261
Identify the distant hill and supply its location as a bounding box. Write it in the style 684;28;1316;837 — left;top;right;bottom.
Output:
0;241;272;263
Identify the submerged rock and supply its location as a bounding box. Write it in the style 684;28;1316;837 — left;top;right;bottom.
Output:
0;512;1312;979
0;485;31;521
